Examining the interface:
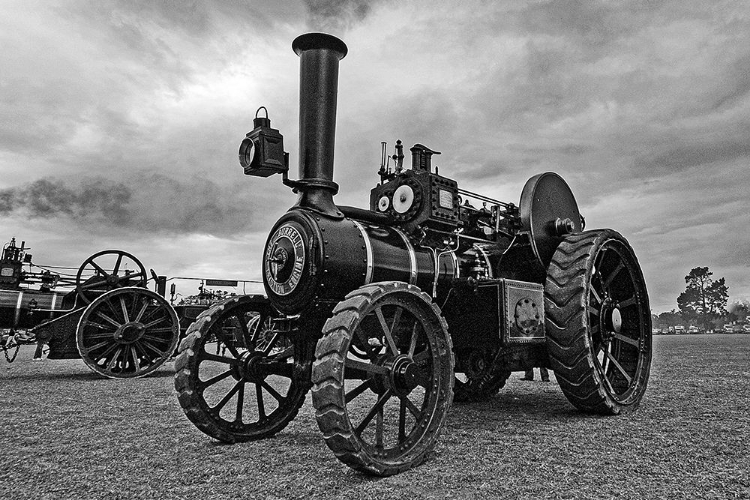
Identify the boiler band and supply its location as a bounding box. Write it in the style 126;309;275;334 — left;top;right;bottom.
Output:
263;209;458;314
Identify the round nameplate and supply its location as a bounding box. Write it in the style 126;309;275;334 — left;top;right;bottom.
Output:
264;224;306;296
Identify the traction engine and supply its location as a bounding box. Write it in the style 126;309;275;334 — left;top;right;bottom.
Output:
174;33;652;476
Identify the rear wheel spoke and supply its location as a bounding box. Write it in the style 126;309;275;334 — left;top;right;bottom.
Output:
613;332;638;347
607;351;633;385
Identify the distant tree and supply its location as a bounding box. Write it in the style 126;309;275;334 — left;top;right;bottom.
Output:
677;267;728;331
657;309;682;328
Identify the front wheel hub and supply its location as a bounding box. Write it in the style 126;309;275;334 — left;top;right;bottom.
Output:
233;351;268;383
391;355;421;395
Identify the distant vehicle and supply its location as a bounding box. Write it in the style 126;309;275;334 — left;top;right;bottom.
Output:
723;324;735;333
674;325;685;334
652;327;661;335
743;324;750;334
687;325;700;334
732;324;744;334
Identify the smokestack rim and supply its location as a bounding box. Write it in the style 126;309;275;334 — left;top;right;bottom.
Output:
292;32;348;59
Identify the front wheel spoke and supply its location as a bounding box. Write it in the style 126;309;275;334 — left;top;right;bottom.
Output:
355;389;393;436
213;380;243;413
398;393;423;420
407;322;419;357
398;399;407;442
613;332;639;347
375;307;399;355
200;352;236;364
346;357;389;376
198;369;232;390
256;383;266;419
375;405;384;448
260;380;284;403
588;305;600;318
345;379;372;403
235;383;245;423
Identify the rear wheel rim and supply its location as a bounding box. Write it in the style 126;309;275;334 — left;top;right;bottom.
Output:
588;238;649;404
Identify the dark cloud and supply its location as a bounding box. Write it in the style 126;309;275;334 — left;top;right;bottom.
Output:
303;0;381;32
0;174;281;237
4;0;750;308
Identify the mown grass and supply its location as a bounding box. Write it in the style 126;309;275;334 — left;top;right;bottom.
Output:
0;335;748;499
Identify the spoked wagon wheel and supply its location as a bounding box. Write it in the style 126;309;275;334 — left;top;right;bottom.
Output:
76;287;179;378
76;250;148;304
545;230;651;414
174;295;309;442
312;282;454;476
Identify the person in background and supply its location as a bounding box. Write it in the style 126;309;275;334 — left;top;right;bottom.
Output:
521;367;549;382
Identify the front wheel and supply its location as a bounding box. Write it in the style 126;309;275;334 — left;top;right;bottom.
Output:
174;295;309;442
545;230;651;414
311;282;454;476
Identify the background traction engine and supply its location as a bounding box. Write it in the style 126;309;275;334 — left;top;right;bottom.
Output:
0;244;180;378
174;33;652;476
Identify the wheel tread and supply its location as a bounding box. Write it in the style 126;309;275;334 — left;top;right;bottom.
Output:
544;230;651;415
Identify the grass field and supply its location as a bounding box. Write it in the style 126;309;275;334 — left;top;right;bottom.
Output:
1;335;748;499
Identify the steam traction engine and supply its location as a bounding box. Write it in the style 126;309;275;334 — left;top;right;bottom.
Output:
1;240;180;377
174;33;652;476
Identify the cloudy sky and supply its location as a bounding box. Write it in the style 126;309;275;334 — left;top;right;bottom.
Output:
1;0;749;311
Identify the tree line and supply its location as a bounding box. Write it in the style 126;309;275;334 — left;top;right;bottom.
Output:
654;267;748;330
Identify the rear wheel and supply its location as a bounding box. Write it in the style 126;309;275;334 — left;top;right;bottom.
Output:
174;295;309;442
311;282;454;476
545;230;651;414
